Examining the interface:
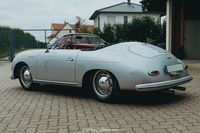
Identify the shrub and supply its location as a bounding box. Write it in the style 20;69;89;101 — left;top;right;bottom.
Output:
96;16;166;47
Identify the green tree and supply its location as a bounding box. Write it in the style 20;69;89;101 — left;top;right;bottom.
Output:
96;16;166;47
140;0;166;13
101;24;115;43
0;26;38;58
80;27;90;33
93;27;102;36
113;24;124;42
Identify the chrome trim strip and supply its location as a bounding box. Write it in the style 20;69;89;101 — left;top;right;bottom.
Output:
135;76;192;91
33;79;78;86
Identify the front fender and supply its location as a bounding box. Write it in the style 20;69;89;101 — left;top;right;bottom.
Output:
11;49;44;79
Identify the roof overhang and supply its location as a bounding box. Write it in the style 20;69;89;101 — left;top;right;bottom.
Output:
90;10;99;20
90;11;162;20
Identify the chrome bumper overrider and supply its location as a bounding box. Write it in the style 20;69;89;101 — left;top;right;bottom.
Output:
135;76;193;91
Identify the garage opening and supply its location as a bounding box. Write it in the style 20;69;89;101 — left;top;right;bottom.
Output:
173;0;200;59
183;1;200;59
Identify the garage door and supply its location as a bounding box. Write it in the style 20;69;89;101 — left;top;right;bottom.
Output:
184;20;200;59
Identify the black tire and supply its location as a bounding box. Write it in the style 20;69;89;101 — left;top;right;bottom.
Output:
92;70;119;102
19;65;38;91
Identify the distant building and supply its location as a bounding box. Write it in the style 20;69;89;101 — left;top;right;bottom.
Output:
47;22;75;42
89;0;161;31
47;22;94;42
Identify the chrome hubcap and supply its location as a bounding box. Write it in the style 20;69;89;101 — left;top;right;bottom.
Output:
24;70;31;82
20;66;32;87
98;76;110;92
93;71;113;97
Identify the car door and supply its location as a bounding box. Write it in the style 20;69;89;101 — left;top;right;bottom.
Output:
36;49;79;83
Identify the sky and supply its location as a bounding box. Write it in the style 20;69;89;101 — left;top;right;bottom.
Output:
0;0;141;41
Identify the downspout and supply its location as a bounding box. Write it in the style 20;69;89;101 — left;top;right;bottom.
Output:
166;0;173;52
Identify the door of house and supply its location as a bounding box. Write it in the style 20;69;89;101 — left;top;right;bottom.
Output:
184;20;200;59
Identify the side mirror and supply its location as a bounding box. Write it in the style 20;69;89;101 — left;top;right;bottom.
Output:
47;43;53;49
45;43;52;53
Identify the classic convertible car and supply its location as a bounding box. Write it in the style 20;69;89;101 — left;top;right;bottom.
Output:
11;33;192;101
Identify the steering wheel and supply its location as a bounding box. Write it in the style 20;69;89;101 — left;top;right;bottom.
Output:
64;44;73;49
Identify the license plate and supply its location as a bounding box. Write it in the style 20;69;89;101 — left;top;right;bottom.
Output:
166;64;184;73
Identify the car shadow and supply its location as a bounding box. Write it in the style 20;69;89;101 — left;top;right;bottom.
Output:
34;84;93;99
112;90;191;106
27;84;192;106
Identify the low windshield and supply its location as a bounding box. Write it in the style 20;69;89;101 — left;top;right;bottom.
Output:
49;38;58;46
71;35;106;45
52;34;109;50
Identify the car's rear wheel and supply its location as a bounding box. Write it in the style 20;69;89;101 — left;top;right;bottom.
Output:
92;70;119;102
19;65;37;91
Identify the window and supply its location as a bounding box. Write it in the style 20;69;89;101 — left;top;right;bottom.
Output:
98;17;100;29
124;16;128;24
94;19;97;27
107;16;115;25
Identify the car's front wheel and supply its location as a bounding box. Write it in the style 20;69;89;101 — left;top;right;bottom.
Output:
19;65;37;91
92;70;119;102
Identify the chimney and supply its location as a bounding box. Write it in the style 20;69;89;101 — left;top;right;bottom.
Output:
128;0;131;5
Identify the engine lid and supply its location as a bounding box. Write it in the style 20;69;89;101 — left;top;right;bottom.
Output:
128;43;167;58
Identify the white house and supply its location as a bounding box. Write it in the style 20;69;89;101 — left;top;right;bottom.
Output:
89;0;161;31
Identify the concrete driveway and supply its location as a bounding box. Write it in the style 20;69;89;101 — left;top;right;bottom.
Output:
0;61;200;133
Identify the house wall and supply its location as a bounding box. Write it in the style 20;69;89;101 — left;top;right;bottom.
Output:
94;13;161;31
52;30;57;36
56;24;75;38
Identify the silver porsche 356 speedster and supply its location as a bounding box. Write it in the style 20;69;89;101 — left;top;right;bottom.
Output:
11;33;192;101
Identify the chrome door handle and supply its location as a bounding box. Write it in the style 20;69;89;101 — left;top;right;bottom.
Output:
67;57;74;61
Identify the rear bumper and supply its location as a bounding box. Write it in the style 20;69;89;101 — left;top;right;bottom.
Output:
135;76;192;92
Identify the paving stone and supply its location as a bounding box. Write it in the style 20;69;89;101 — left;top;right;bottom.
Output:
0;61;200;132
